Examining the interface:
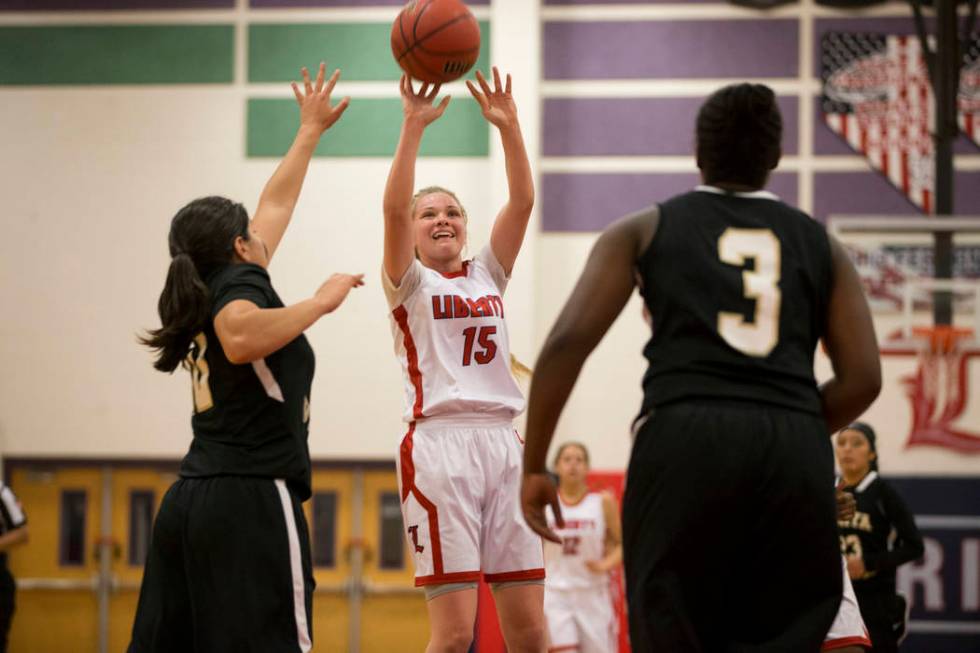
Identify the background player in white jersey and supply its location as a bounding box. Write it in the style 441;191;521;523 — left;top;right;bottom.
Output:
544;443;621;653
381;67;541;653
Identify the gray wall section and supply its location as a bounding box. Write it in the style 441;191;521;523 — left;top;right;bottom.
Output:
543;96;799;156
543;19;799;80
542;172;799;232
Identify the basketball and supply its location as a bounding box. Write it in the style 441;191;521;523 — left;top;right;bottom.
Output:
390;0;481;84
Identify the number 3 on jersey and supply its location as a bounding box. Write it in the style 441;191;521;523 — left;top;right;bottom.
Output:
188;332;214;413
462;326;497;366
717;228;781;357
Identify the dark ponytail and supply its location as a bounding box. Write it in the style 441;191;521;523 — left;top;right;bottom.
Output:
140;196;249;373
695;83;782;189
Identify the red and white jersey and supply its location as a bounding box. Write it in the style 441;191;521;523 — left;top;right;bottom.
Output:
544;492;608;590
383;245;524;423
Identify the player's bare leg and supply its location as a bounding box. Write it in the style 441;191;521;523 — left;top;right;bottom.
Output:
493;583;547;653
424;588;478;653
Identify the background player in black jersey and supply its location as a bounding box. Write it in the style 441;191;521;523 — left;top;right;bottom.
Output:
0;482;28;653
131;64;362;653
836;423;924;652
521;83;882;652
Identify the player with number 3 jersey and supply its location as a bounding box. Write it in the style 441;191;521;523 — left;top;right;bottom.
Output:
382;67;545;653
521;83;882;652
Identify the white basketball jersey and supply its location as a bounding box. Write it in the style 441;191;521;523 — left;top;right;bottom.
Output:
544;492;607;590
383;245;525;423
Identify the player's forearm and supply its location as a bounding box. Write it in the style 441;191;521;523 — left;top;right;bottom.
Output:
499;123;534;214
819;373;881;433
222;300;326;364
0;526;28;552
383;119;425;219
258;125;321;212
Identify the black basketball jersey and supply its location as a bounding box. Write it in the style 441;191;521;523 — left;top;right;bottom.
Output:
179;263;315;499
837;471;924;595
636;187;832;416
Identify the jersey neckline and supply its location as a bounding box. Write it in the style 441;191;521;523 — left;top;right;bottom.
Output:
694;184;780;201
433;260;470;279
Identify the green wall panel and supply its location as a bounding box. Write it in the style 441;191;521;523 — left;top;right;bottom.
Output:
0;25;234;85
248;21;491;82
247;97;489;157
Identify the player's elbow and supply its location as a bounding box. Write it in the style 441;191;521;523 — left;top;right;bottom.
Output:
222;335;258;365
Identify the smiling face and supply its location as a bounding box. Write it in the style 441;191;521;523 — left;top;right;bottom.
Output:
412;189;467;268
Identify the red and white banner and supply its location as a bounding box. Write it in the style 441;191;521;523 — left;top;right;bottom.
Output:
822;32;980;213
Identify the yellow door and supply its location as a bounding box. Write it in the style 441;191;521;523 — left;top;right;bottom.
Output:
307;468;354;652
7;465;103;653
107;467;178;653
360;468;427;653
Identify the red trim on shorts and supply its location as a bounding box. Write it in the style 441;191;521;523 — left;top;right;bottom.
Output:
438;260;470;279
483;568;546;583
399;424;446;577
415;571;482;587
822;635;872;651
547;646;579;652
393;305;424;419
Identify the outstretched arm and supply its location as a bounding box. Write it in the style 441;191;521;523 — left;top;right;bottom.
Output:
252;63;350;262
467;68;534;275
820;235;881;432
521;209;655;543
383;76;451;286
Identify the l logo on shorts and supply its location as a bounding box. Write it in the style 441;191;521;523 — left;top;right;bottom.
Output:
407;525;424;553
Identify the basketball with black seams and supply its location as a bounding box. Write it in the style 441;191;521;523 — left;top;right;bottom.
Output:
391;0;481;84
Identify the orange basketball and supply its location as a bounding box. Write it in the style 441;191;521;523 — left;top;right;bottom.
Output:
390;0;481;84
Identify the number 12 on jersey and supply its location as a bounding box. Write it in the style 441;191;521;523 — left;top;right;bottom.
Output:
462;326;497;366
717;228;782;357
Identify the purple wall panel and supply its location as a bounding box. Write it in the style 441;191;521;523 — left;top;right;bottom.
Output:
543;95;798;156
251;0;486;5
542;172;798;232
812;98;980;156
0;0;230;8
812;171;980;222
543;20;798;80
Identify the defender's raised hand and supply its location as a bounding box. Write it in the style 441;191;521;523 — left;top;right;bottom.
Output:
291;62;350;134
466;67;518;131
399;74;451;126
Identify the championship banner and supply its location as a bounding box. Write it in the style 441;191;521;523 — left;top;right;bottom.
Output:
822;32;980;213
959;34;980;146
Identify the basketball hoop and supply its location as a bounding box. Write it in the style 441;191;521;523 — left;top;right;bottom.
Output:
911;326;974;354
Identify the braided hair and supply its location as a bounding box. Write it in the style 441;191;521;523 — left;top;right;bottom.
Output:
696;83;783;190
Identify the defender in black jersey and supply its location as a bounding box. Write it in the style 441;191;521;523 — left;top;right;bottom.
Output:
522;84;881;652
0;483;28;653
836;423;923;652
130;64;362;653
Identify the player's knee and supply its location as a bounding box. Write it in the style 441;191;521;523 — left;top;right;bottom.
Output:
503;621;547;653
429;626;473;653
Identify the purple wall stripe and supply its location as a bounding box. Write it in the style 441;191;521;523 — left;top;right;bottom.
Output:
811;98;980;156
251;0;486;6
543;95;798;156
541;172;799;232
544;20;798;80
0;0;230;8
812;171;980;223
